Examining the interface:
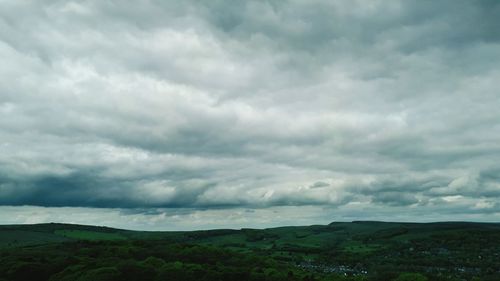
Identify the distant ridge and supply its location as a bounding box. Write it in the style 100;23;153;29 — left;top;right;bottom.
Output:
2;220;500;232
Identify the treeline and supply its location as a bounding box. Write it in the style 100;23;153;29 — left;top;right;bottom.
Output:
2;224;500;281
0;240;340;281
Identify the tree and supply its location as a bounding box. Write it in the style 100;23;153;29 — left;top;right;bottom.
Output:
392;273;428;281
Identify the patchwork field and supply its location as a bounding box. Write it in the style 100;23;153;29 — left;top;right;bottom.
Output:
1;221;499;280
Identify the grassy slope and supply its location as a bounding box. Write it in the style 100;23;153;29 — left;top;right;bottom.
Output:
1;221;499;251
0;223;129;247
2;221;499;280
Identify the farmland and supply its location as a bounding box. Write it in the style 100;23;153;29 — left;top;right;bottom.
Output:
0;221;499;280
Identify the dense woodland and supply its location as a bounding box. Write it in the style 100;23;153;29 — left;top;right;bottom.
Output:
0;222;499;281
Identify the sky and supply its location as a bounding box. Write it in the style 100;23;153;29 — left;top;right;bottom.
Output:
0;0;499;230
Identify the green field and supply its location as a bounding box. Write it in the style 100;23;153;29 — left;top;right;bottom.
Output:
54;230;126;241
1;221;499;281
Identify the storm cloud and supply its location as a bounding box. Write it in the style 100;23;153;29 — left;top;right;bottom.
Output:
1;0;499;228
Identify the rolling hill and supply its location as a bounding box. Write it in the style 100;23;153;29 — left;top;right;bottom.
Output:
1;221;499;281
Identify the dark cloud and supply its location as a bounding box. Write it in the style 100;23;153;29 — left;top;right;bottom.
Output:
0;0;499;226
371;191;419;207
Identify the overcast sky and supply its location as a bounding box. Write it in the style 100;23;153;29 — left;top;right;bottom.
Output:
1;0;499;230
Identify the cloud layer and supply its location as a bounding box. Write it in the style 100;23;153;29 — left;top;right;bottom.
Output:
1;0;500;227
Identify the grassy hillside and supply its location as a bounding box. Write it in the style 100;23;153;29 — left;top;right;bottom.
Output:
1;221;499;280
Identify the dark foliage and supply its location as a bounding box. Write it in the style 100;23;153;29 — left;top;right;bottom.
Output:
1;222;499;281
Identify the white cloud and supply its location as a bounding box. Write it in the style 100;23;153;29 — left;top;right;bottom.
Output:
0;0;499;228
